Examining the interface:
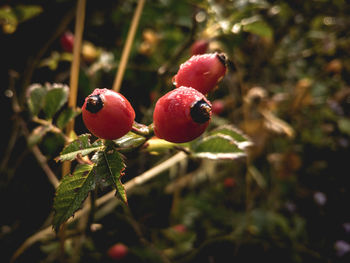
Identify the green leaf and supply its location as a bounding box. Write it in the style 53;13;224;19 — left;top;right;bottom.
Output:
56;107;81;130
39;51;61;70
43;83;69;119
209;125;253;149
53;164;95;232
0;5;42;34
27;84;47;116
191;134;246;160
243;20;273;39
0;7;18;33
14;5;43;23
92;147;127;203
27;125;51;147
113;132;146;150
338;118;350;136
56;134;104;162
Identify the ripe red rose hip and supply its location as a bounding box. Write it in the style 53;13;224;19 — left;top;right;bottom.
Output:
211;99;225;115
190;39;209;55
173;224;187;233
107;243;129;260
153;86;212;143
82;88;135;140
60;31;74;53
223;177;236;189
173;53;227;95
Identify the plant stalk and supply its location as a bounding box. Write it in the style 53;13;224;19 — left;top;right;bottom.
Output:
112;0;146;92
62;0;86;176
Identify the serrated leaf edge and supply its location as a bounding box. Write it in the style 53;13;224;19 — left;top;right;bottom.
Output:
101;150;128;204
52;164;95;232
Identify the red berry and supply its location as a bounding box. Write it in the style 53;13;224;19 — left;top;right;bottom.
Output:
153;86;212;143
60;31;74;52
173;224;187;233
211;100;225;115
149;90;159;104
190;39;209;55
82;88;135;140
173;53;227;95
107;243;129;260
223;177;236;188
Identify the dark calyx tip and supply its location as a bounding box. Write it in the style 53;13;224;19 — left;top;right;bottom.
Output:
86;94;103;113
190;99;211;124
216;53;227;66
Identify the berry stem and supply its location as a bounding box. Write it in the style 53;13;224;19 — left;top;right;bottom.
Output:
131;121;154;138
144;138;177;152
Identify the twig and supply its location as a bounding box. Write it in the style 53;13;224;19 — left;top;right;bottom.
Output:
32;117;71;144
59;1;87;260
58;223;66;263
62;0;87;176
0;71;21;173
67;0;86;125
10;151;187;263
31;145;60;188
131;121;154;138
18;117;59;188
87;190;97;234
112;0;146;92
10;227;54;263
12;90;60;188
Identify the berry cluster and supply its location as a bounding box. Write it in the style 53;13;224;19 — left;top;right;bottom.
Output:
82;53;227;143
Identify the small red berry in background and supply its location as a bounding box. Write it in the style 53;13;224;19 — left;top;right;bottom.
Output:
325;59;342;74
149;90;160;104
82;88;135;140
173;224;187;233
223;177;236;189
190;39;209;55
173;53;227;95
153;86;212;143
107;243;129;261
211;100;225;115
60;31;74;53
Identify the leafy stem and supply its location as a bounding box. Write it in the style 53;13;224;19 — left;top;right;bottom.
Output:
32;116;71;143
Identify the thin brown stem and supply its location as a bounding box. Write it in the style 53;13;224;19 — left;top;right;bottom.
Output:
67;0;86;116
12;94;61;188
58;223;67;263
131;121;154;138
31;145;60;188
32;117;71;144
112;0;146;92
63;0;87;176
18;117;60;188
